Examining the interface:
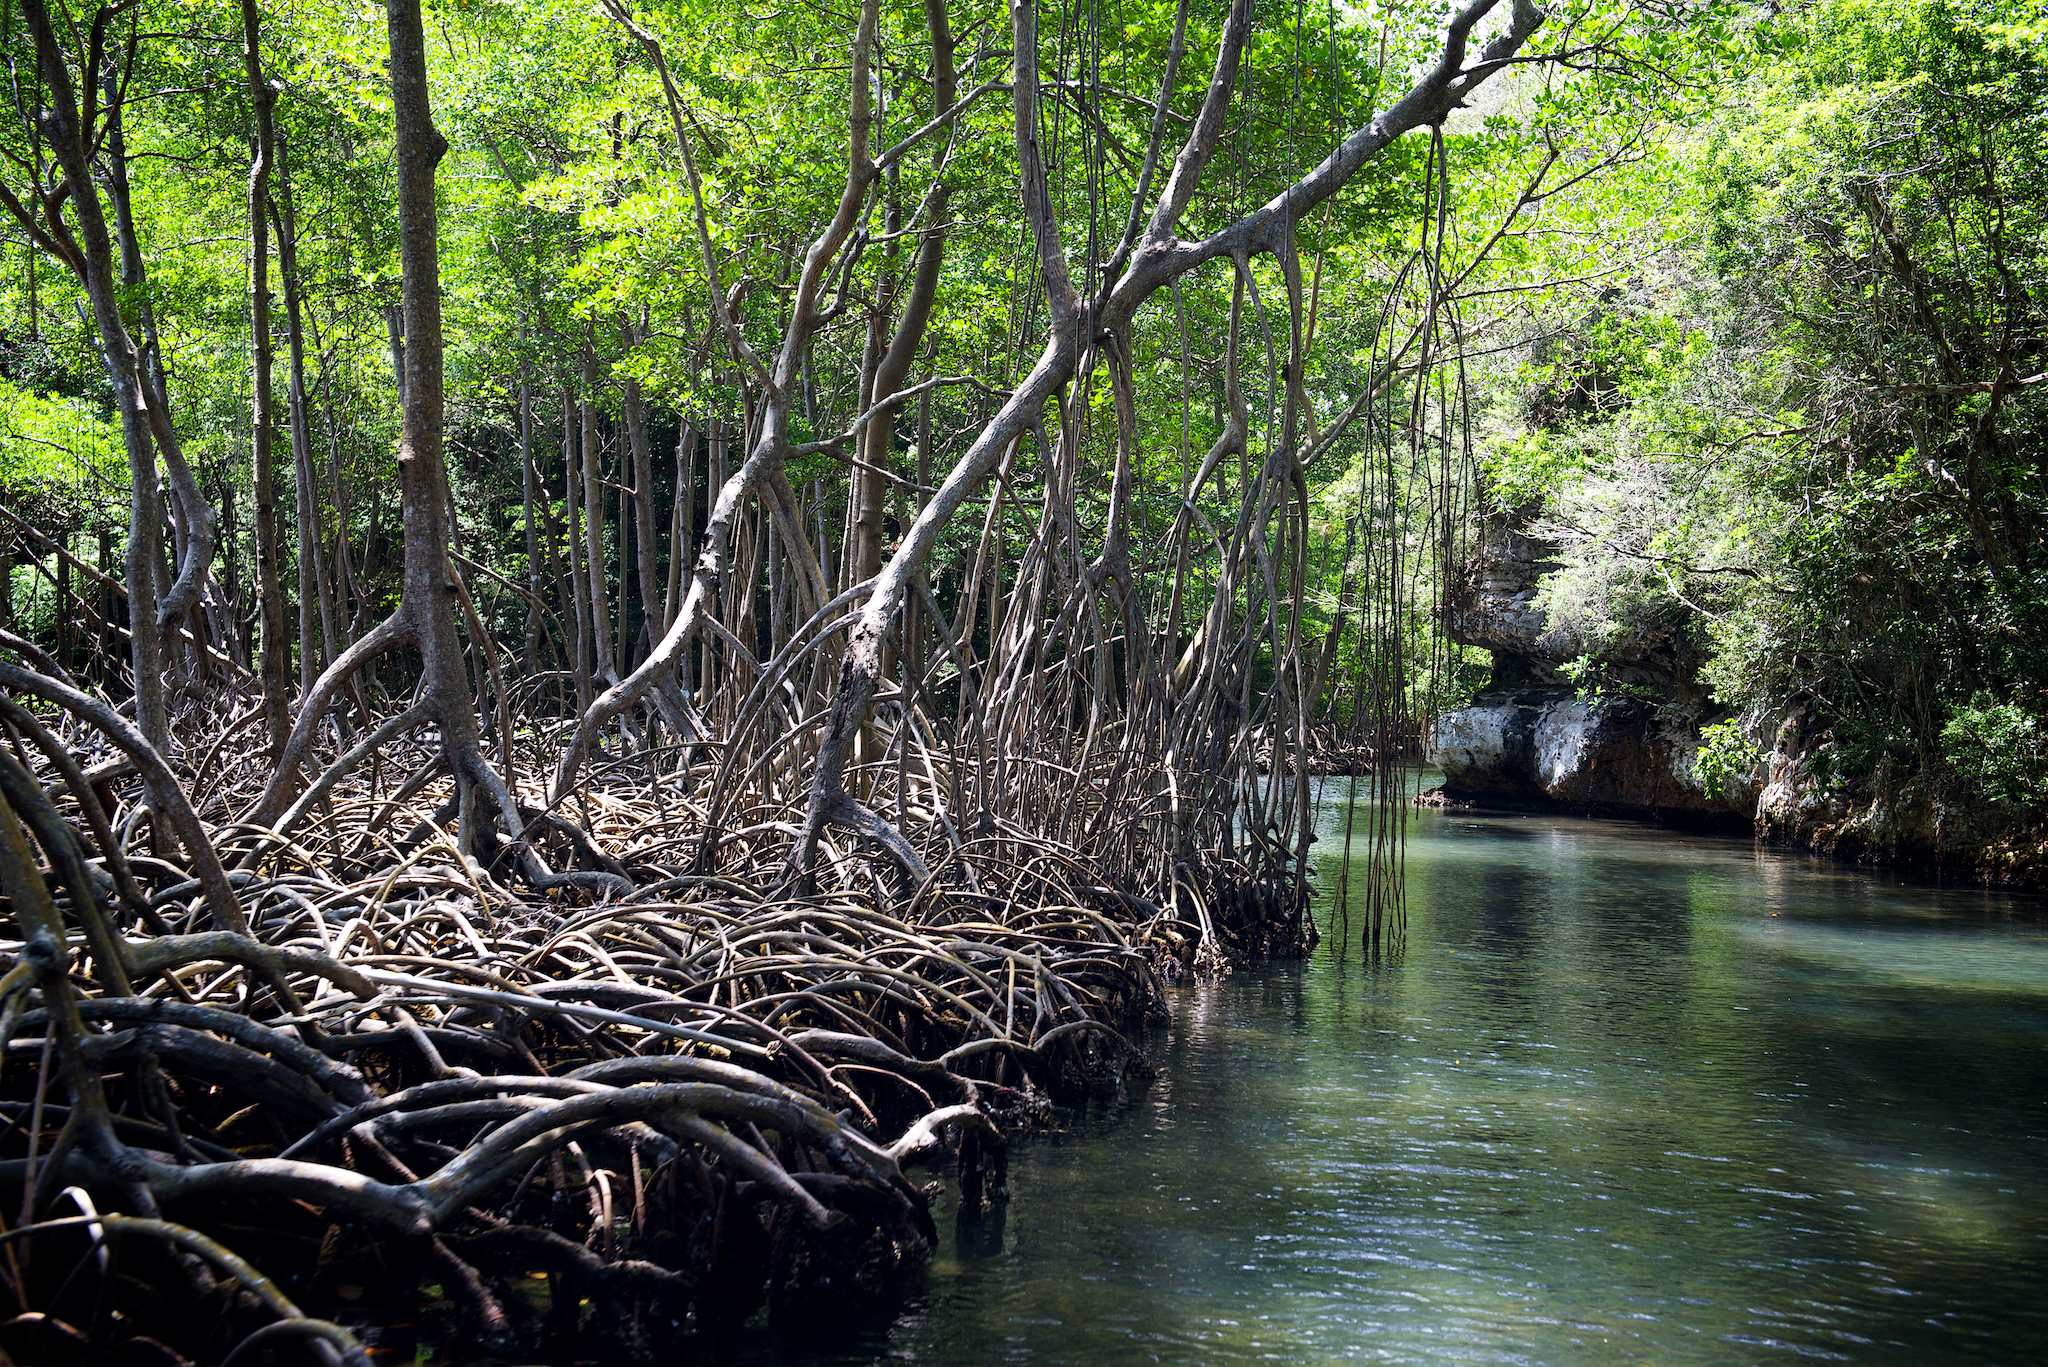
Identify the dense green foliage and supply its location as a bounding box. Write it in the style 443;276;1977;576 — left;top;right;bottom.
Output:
1;0;2035;834
0;0;1720;707
1485;0;2048;836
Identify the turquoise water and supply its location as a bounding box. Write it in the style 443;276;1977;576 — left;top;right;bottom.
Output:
743;795;2048;1363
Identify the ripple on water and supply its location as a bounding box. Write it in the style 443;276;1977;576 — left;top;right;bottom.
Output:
734;804;2048;1366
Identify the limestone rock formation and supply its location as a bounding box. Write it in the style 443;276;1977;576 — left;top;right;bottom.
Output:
1428;511;1753;824
1432;688;1749;820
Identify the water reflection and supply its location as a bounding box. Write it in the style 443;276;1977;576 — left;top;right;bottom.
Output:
738;799;2048;1364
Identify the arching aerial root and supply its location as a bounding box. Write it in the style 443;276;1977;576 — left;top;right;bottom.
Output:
0;698;1211;1362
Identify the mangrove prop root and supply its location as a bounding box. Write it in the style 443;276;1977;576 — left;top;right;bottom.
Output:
0;688;1247;1359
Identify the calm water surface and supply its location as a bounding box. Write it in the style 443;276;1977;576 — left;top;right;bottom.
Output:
744;793;2048;1364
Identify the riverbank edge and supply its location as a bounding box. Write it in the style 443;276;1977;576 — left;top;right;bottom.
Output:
1415;782;2048;896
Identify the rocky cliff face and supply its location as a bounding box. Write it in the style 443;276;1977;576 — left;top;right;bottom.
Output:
1428;513;2045;886
1440;521;1562;681
1432;689;1747;820
1428;513;1753;825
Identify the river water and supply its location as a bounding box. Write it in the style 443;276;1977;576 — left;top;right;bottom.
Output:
743;791;2048;1364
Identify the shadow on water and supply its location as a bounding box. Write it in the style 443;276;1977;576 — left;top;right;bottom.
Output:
734;793;2048;1365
